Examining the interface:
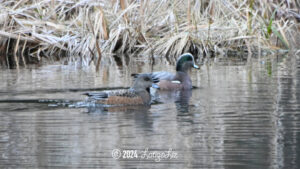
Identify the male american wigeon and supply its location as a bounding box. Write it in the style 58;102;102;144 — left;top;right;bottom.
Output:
151;53;199;90
85;74;159;106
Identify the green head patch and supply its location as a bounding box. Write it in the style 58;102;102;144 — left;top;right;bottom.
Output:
176;53;194;71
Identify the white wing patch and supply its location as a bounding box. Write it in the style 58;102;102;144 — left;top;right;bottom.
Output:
171;80;181;84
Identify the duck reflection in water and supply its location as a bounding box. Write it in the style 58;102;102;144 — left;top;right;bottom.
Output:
85;104;151;114
153;89;192;113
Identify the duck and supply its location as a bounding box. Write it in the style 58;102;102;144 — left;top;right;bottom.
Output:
151;53;199;90
84;73;159;106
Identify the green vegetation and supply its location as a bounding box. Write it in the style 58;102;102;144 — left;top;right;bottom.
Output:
0;0;299;68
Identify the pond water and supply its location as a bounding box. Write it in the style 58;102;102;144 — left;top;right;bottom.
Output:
0;54;300;168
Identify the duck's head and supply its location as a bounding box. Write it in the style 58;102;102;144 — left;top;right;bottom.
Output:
176;53;199;72
131;73;160;92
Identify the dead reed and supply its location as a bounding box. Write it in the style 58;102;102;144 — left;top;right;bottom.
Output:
0;0;299;68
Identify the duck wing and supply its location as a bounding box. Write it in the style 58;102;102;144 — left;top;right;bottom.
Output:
108;89;138;98
151;71;176;81
84;89;138;100
84;92;108;99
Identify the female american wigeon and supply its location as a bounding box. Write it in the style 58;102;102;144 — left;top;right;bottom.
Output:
151;53;199;90
85;74;159;106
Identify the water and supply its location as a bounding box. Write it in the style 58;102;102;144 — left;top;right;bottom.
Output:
0;55;300;168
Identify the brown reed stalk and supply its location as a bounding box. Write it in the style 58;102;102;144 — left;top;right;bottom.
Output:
21;40;27;68
99;6;109;40
51;0;57;20
187;0;191;29
120;0;128;24
139;0;144;31
88;15;102;72
14;34;21;69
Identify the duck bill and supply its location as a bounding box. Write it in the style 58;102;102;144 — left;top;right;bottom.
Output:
152;83;160;89
193;64;200;69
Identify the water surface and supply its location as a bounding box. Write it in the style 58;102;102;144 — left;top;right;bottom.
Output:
0;55;300;168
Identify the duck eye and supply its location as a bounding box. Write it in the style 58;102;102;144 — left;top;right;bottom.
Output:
144;77;150;81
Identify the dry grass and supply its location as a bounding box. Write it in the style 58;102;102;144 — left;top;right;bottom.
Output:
0;0;299;68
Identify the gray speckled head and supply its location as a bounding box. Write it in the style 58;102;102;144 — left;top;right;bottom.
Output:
131;73;158;91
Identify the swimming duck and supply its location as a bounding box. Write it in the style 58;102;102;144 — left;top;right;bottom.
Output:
151;53;199;90
85;74;159;106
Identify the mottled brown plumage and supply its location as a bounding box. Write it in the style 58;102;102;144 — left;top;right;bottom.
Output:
99;95;145;105
85;74;159;106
